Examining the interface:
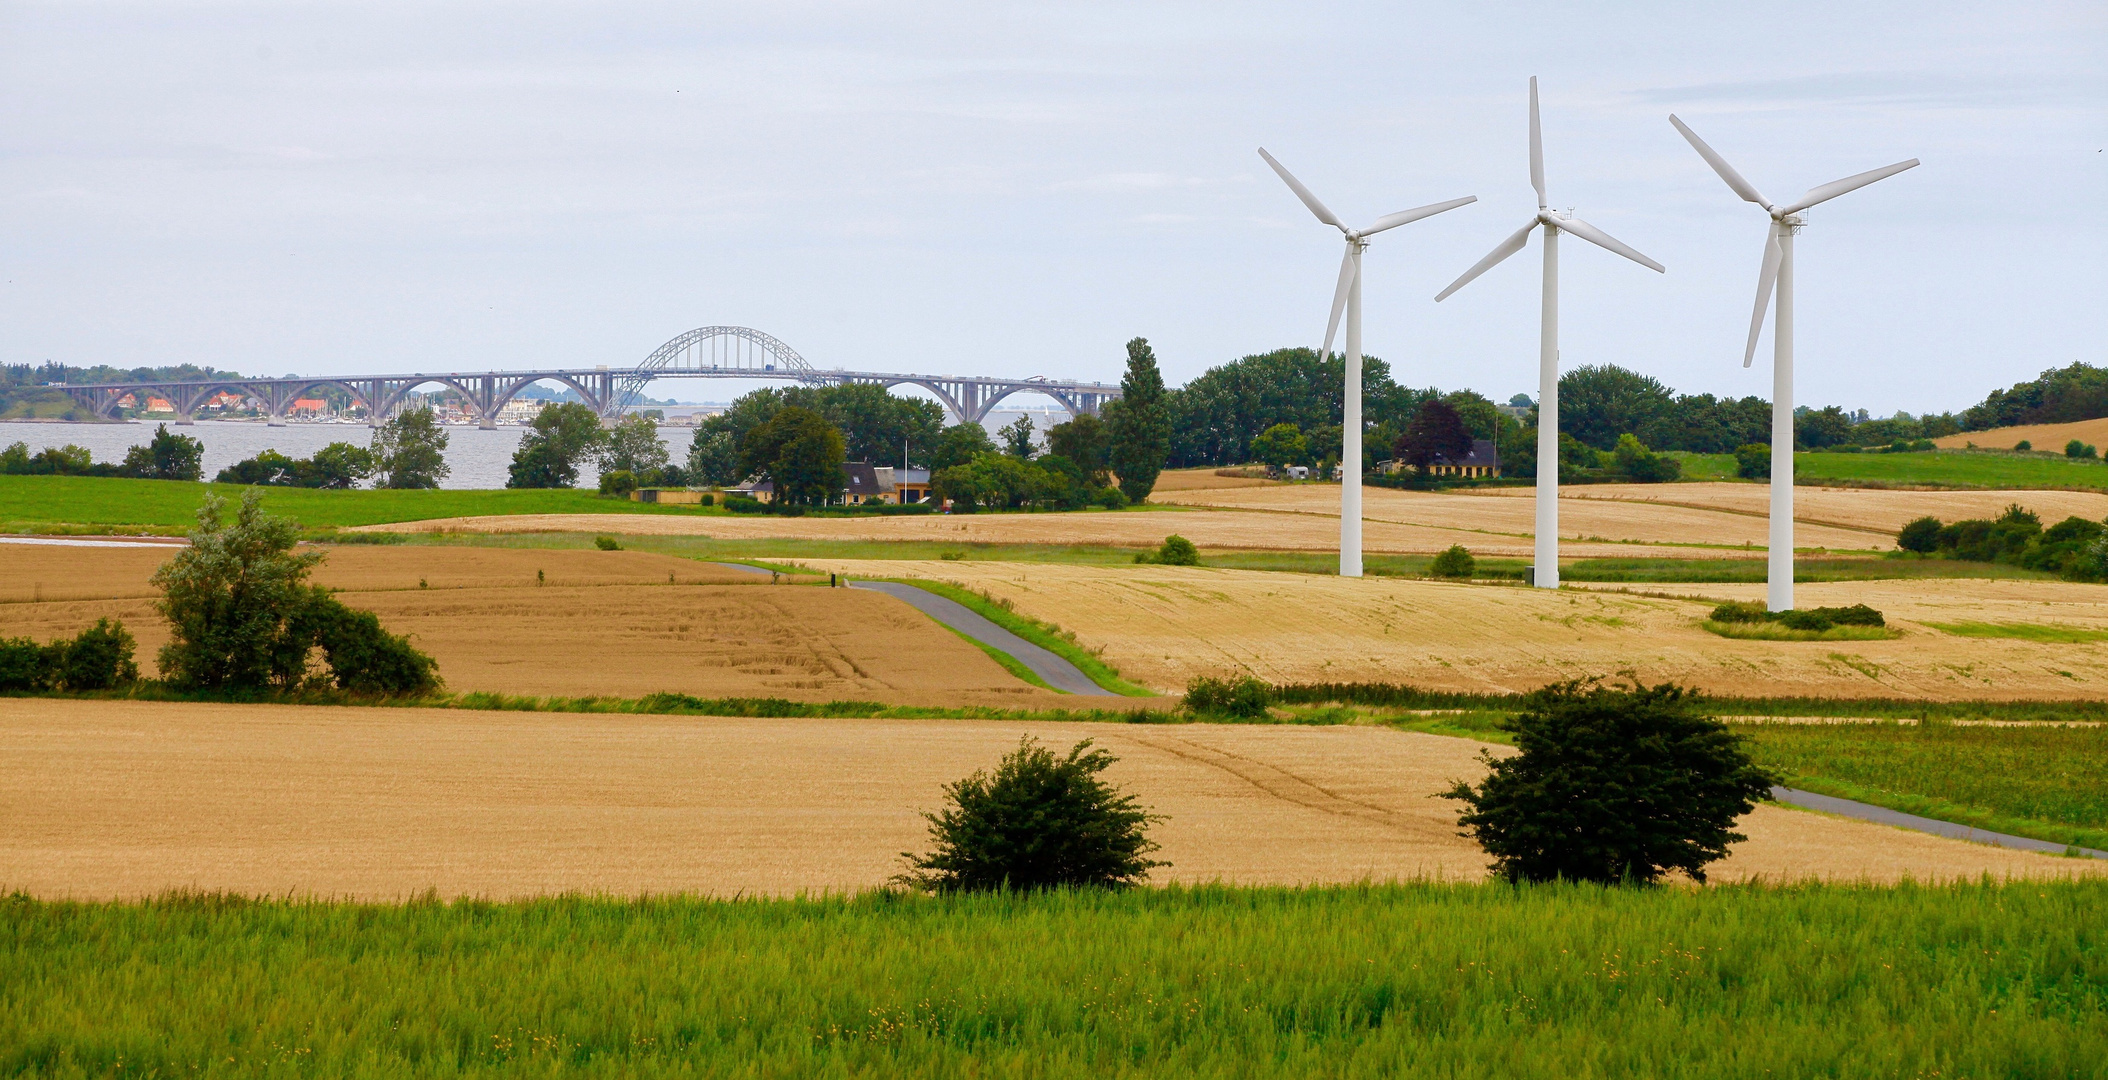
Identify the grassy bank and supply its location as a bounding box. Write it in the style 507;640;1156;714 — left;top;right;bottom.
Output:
1669;450;2108;491
5;882;2102;1078
1741;720;2108;852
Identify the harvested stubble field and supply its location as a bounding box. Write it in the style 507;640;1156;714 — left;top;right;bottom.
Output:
0;545;1064;707
0;698;2092;901
1157;476;2108;546
798;559;2108;700
354;507;1698;560
1933;416;2108;452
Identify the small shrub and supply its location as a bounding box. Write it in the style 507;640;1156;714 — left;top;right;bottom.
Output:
1733;443;1770;480
594;536;621;551
1897;516;1942;553
1443;680;1778;884
724;494;765;514
698;493;715;506
896;737;1165;892
1153;534;1200;566
1183;675;1272;718
2014;440;2032;452
1708;601;1885;631
56;619;139;690
307;598;441;695
1429;545;1476;578
598;469;637;497
1092;486;1129;510
0;637;58;691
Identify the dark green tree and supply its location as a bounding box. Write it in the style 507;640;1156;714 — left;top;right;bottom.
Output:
370;407;451;489
1734;443;1771;480
738;406;847;506
931;422;998;472
1443;680;1777;884
1610;433;1680;483
1047;414;1111;483
1249;422;1306;471
896;737;1165;892
601;414;670;477
301;442;375;489
1106;337;1172;501
686;426;741;485
999;415;1038;459
1559;365;1675;450
507;402;607;489
120;424;204;481
1795;405;1854;449
215;450;301;485
151;490;326;689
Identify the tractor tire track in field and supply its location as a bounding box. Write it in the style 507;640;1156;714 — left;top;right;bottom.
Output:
1113;732;1411;831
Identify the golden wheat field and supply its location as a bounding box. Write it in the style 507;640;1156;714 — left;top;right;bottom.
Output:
795;559;2108;700
0;545;1062;706
1932;417;2108;452
0;698;2090;900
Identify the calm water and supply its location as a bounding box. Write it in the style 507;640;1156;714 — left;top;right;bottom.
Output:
0;420;693;490
1;408;1065;490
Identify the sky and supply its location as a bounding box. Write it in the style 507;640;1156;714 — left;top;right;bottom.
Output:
2;1;2102;416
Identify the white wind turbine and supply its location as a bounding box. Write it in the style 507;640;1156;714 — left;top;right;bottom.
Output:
1257;149;1475;578
1435;77;1663;590
1668;113;1918;612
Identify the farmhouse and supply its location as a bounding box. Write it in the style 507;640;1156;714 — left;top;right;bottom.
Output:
1422;439;1502;479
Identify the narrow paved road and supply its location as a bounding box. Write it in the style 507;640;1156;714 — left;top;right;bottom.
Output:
849;581;1117;696
1774;787;2107;859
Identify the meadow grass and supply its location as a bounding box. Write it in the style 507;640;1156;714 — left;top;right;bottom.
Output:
3;882;2102;1078
1738;720;2108;852
1925;620;2108;643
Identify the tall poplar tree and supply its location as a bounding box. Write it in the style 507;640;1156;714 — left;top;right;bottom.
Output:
1106;337;1170;503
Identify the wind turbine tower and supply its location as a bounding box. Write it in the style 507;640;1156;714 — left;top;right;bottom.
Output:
1668;114;1917;611
1258;149;1475;577
1436;78;1663;589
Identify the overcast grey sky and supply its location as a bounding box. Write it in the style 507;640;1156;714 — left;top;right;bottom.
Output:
2;1;2102;414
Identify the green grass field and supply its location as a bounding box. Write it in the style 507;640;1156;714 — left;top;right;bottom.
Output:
1670;450;2108;492
5;882;2102;1078
0;475;710;529
1740;721;2108;851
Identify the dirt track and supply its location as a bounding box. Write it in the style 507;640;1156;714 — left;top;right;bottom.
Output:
797;559;2108;700
0;699;2091;899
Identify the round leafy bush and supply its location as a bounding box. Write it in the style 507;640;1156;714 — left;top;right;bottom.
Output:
57;619;139;690
594;535;622;551
1443;680;1778;884
1733;443;1770;480
598;469;637;497
1897;516;1942;553
1183;675;1272;718
1154;534;1199;566
897;737;1164;892
1429;545;1476;578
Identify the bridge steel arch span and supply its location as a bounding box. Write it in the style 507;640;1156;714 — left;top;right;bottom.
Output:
618;326;821;413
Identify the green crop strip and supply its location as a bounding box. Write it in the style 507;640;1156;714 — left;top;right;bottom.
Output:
3;882;2103;1077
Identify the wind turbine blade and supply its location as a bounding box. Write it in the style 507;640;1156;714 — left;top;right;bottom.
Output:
1257;148;1344;230
1556;215;1665;273
1320;245;1356;359
1360;195;1477;237
1744;229;1782;367
1529;76;1546;208
1778;159;1920;215
1668;114;1771;209
1435;219;1537;302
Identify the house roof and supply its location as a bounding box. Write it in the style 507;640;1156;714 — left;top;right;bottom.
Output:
844;462;883;495
1433;439;1500;469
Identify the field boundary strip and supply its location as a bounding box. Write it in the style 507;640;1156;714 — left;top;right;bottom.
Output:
848;581;1117;696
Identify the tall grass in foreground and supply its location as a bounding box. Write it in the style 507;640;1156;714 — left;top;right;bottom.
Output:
1744;721;2108;851
3;883;2101;1078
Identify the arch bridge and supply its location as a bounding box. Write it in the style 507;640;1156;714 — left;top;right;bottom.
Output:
54;326;1119;428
